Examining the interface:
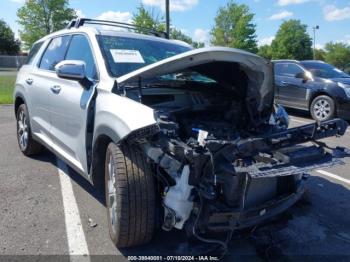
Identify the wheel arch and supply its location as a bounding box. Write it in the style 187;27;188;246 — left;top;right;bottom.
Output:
308;91;336;110
90;127;121;193
14;93;26;115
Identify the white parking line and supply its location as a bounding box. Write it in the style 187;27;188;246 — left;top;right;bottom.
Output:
57;159;90;261
316;169;350;185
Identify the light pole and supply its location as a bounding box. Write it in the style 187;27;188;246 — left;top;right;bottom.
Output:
312;25;319;60
165;0;170;39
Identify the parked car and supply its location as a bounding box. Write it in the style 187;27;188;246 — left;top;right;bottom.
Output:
14;19;348;256
274;60;350;121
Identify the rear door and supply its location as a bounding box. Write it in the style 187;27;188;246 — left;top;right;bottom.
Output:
49;34;98;175
275;63;309;109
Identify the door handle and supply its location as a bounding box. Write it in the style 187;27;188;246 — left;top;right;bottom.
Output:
280;81;288;86
26;78;33;85
50;85;61;94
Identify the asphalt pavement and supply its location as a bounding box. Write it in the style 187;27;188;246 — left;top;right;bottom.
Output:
1;104;350;262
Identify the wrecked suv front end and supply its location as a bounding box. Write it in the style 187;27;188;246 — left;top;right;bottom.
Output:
101;44;348;253
140;114;347;234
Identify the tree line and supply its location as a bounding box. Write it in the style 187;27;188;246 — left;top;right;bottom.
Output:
0;0;349;71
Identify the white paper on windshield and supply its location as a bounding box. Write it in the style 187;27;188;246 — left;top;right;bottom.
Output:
110;49;145;63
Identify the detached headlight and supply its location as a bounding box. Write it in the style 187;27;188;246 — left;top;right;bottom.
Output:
338;82;350;98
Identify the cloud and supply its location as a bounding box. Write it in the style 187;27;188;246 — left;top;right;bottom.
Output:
95;11;133;31
336;35;350;45
10;0;24;3
346;35;350;45
277;0;310;6
75;9;85;18
269;11;293;20
142;0;198;12
315;43;324;50
96;11;132;24
258;36;275;46
193;28;209;45
323;5;350;21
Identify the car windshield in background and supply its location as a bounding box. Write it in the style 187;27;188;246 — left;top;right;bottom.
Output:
160;72;216;83
302;62;350;79
98;35;191;78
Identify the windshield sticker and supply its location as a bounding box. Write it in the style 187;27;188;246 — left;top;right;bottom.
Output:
110;49;145;64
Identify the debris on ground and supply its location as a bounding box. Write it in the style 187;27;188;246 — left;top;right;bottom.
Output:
88;217;97;228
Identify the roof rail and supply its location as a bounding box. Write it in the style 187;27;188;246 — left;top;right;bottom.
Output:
66;18;169;39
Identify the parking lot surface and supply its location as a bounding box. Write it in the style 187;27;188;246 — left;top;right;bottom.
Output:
1;105;350;261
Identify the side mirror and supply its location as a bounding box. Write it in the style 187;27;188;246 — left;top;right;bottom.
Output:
295;71;312;82
295;72;305;79
55;60;86;82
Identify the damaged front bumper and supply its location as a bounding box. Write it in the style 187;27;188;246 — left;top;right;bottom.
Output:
207;174;308;232
132;118;348;246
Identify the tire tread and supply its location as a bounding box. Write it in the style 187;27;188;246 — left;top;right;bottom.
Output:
106;142;155;247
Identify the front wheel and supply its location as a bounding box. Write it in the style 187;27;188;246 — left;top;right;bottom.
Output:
310;95;335;121
104;142;156;248
16;104;43;156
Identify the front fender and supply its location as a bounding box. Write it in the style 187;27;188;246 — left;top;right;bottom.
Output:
92;90;156;146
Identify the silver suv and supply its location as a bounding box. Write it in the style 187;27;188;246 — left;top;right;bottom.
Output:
14;19;348;254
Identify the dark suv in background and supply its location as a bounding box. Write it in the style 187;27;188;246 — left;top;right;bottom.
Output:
274;60;350;121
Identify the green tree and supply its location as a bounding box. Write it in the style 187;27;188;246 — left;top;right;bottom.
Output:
170;28;192;44
132;4;165;34
257;45;272;60
270;19;313;60
170;28;205;48
0;20;20;55
324;42;350;70
211;1;257;53
314;48;326;61
132;5;204;48
192;41;205;49
17;0;76;49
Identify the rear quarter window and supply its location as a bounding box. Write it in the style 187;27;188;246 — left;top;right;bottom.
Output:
25;42;43;65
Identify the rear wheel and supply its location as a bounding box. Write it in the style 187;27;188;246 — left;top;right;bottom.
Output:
16;104;43;156
310;95;335;121
105;142;156;247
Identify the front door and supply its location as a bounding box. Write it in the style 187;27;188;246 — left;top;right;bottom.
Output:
49;34;98;175
275;63;309;109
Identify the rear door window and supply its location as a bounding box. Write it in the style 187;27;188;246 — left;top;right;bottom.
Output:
39;35;70;71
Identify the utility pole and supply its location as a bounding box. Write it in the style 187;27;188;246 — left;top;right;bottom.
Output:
165;0;170;39
312;25;319;60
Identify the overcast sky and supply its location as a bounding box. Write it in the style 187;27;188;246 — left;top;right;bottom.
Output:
2;0;350;48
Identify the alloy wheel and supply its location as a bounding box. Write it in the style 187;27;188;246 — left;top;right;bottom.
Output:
313;99;331;121
17;110;29;151
107;154;117;234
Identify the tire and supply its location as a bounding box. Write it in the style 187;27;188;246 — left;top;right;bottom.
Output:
105;142;156;248
310;95;335;121
16;104;43;156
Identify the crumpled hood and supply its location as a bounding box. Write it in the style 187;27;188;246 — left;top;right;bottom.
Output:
117;47;274;126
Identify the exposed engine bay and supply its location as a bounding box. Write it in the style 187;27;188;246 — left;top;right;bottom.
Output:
118;63;349;255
